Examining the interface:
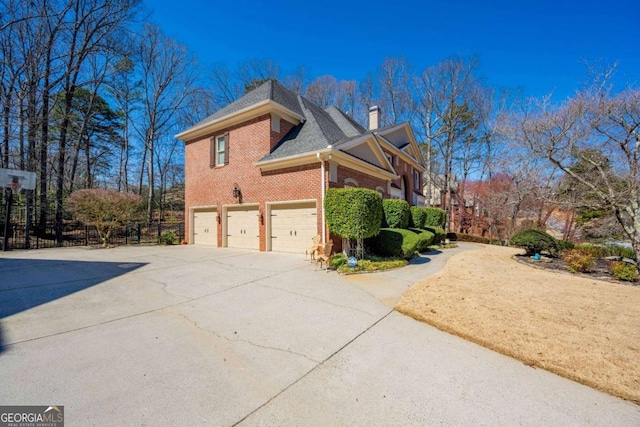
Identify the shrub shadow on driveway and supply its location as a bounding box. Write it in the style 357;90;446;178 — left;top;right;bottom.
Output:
0;258;145;353
409;255;432;265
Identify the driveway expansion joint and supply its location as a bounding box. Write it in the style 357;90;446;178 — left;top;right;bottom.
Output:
231;309;394;426
163;308;320;364
256;283;375;316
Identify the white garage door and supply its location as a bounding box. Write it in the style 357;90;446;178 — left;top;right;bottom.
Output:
226;206;259;250
270;202;317;253
193;210;217;246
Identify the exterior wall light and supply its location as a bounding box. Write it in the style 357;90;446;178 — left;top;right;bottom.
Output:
233;185;241;201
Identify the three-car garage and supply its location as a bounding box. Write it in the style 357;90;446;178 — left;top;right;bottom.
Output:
191;200;318;253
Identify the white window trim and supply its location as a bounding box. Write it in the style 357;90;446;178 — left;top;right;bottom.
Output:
344;178;359;188
216;135;226;166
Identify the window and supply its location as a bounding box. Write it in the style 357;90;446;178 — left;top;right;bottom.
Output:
414;170;420;188
385;153;394;166
216;136;226;165
210;134;229;167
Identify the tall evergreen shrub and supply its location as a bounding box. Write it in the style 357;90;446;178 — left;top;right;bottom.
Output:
382;199;410;229
424;207;446;228
324;188;383;239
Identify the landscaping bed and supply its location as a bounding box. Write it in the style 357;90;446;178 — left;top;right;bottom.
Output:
515;254;638;285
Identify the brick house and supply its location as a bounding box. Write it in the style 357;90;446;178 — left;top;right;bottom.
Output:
176;80;426;253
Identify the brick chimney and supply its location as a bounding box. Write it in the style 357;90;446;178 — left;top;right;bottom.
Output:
368;105;380;130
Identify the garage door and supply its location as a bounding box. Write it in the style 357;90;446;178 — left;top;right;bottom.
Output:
226;206;259;250
193;210;217;246
270;202;317;253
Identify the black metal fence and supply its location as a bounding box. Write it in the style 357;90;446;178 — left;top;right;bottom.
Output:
2;220;185;250
1;195;184;251
2;220;184;250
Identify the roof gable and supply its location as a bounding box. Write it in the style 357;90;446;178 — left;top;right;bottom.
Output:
175;80;304;141
338;135;394;173
374;123;426;171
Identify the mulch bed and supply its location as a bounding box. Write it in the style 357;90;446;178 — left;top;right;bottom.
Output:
515;254;638;286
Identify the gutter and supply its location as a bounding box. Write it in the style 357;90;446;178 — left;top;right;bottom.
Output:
317;151;327;244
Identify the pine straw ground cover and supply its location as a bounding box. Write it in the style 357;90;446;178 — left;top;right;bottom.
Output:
395;244;640;404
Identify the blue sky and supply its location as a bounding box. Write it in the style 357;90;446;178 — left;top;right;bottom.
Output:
149;0;639;101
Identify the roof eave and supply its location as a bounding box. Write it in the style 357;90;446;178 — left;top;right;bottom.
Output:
254;147;398;181
374;133;427;173
176;100;304;142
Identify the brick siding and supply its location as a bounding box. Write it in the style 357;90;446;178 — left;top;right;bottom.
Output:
185;114;323;249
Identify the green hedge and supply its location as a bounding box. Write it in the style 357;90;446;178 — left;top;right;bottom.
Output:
424;226;446;244
410;206;428;228
424;207;446;228
366;228;419;259
408;228;435;252
456;233;489;244
325;188;383;239
510;229;558;256
382;199;410;229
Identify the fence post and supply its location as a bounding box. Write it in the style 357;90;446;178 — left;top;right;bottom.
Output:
85;225;89;246
137;224;141;244
125;224;128;245
3;188;13;251
157;221;161;244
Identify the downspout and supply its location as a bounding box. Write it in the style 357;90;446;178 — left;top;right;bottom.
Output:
317;152;326;244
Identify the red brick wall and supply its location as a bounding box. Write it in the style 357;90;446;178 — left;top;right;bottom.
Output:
330;165;388;194
382;149;420;205
184;114;324;249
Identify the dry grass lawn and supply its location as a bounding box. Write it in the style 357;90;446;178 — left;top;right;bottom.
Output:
396;244;640;404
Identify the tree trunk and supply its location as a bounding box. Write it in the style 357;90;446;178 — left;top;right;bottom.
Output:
69;139;81;193
2;90;10;168
38;66;51;234
138;143;147;196
146;131;154;224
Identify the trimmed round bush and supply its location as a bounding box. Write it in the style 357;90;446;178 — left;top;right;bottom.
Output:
366;228;419;259
325;188;383;239
424;207;446;228
408;228;435;252
424;226;446;244
382;199;411;229
510;229;558;256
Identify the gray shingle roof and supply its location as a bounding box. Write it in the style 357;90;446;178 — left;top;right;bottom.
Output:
260;95;363;161
324;106;366;137
188;80;304;130
184;79;392;164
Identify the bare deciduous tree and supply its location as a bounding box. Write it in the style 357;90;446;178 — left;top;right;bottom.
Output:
413;55;486;231
134;24;199;224
305;75;338;109
504;76;640;267
377;57;412;126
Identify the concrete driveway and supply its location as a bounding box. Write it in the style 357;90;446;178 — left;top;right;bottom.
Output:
1;245;638;426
